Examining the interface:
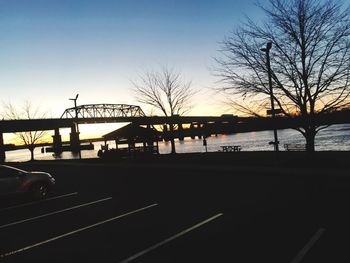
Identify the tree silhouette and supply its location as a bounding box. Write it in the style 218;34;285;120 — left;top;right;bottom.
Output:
2;102;48;161
215;0;350;152
132;67;195;154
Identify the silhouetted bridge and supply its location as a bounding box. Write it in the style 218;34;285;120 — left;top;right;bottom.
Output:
60;104;146;118
1;103;350;160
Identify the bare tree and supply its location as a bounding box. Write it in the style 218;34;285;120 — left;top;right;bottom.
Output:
215;0;350;152
2;102;48;161
132;67;195;154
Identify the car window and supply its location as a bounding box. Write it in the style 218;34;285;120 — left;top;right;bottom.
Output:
0;166;23;178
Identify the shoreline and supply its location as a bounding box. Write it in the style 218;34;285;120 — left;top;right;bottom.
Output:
6;151;350;170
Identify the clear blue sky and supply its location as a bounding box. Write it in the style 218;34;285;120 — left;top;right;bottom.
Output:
0;0;263;117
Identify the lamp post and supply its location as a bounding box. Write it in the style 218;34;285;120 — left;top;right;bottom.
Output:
261;42;279;151
69;94;81;158
203;137;208;153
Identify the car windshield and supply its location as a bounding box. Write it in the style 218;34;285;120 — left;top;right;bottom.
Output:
0;165;27;174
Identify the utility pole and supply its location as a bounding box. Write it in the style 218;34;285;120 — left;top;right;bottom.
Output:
261;42;279;151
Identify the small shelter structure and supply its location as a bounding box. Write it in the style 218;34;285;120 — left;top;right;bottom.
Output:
99;123;161;158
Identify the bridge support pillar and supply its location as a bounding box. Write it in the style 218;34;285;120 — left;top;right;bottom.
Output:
178;124;184;141
0;132;5;162
190;123;195;139
197;124;202;139
162;124;169;142
146;125;154;147
202;123;210;138
70;125;80;153
52;128;62;154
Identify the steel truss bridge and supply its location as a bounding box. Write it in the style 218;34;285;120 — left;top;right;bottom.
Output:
61;104;146;119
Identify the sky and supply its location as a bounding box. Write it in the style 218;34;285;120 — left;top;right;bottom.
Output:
0;0;264;120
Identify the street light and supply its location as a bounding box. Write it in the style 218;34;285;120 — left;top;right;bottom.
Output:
69;93;79;118
261;42;279;151
69;94;81;158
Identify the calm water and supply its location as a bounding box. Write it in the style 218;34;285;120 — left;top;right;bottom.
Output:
4;124;350;162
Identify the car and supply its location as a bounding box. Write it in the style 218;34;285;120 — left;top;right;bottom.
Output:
0;164;55;199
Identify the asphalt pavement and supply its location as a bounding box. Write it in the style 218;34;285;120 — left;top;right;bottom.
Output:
0;160;349;262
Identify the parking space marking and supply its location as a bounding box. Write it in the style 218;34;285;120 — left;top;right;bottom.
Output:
291;228;326;263
0;192;78;212
0;203;158;259
119;213;223;263
0;197;112;229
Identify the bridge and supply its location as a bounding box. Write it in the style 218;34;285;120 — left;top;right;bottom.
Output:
1;103;350;161
60;104;146;119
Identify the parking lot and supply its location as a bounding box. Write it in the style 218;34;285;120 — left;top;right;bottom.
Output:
0;160;350;262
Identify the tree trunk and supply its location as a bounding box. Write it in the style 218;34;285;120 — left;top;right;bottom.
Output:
304;128;316;152
170;138;176;154
169;124;176;154
29;148;35;161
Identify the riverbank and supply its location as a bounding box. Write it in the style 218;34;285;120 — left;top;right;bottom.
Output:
7;151;350;171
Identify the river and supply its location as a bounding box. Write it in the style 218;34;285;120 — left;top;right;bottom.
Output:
4;124;350;162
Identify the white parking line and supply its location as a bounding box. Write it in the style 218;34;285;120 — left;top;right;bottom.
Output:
0;192;78;212
119;213;224;263
0;203;158;259
0;197;112;229
291;228;326;263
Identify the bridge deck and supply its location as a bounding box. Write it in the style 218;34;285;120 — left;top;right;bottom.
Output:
0;111;349;134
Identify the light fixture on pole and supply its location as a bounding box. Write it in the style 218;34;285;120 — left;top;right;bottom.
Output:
69;94;79;118
260;42;279;151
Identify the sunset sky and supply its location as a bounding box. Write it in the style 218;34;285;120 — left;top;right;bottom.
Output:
0;0;264;119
